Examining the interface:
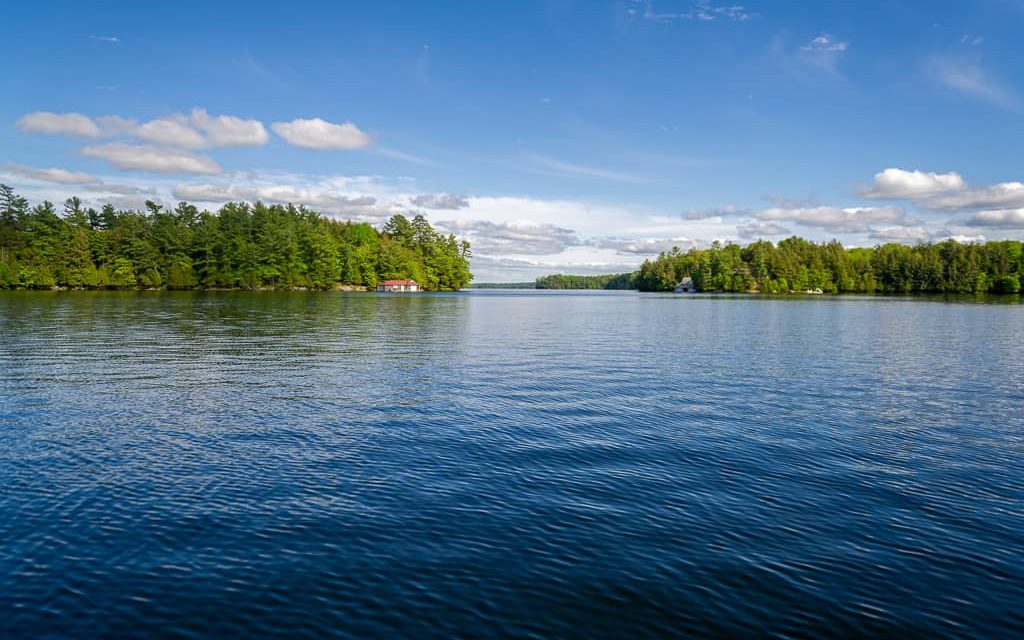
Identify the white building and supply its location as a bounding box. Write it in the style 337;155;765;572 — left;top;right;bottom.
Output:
376;279;420;292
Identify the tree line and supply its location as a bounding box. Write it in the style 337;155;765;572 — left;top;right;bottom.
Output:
0;184;472;291
634;237;1024;294
534;273;636;289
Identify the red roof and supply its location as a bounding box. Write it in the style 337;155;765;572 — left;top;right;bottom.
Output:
379;279;418;285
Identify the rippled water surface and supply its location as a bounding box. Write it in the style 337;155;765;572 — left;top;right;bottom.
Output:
1;290;1022;638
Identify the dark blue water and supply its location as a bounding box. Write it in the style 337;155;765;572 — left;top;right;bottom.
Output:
1;291;1022;638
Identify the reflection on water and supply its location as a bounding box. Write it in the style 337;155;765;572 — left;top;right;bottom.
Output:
1;290;1022;638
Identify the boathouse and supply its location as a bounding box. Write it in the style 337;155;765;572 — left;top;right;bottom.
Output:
376;279;420;293
674;276;695;293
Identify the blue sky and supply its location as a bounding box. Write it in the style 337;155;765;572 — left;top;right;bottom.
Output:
2;0;1023;279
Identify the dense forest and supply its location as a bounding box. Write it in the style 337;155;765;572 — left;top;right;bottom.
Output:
635;237;1024;294
0;184;472;291
535;272;636;289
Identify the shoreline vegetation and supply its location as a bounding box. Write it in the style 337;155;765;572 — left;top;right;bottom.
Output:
530;238;1024;295
0;184;472;291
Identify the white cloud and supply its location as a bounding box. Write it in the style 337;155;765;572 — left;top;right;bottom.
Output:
375;146;440;167
636;1;753;23
929;55;1016;109
523;154;649;183
737;221;791;238
4;163;100;184
271;117;372;150
172;181;377;213
926;182;1024;210
962;208;1024;229
471;255;634;281
16;109;269;149
189;108;269;147
597;237;698;255
862;168;966;199
757;205;912;233
801;34;848;52
410;193;470;209
17;112;102;138
435;219;580;255
868;226;932;242
681;204;743;220
95;115;139;136
82;144;221;175
89;35;120;43
931;230;986;244
83;182;158;196
134;115;207;149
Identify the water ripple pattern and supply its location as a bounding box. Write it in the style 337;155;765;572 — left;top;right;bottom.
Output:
1;290;1022;638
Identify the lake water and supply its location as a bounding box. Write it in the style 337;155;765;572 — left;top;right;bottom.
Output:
1;290;1022;638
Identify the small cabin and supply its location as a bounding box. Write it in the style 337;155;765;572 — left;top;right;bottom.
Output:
376;279;420;293
674;276;695;293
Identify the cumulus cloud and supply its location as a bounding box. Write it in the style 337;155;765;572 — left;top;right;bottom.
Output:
82;144;221;175
736;221;790;239
868;226;932;242
83;182;158;196
926;182;1024;210
95;115;139;136
757;205;912;233
172;182;377;212
189;109;268;147
4;163;100;184
134;115;207;149
17;109;270;149
435;219;580;255
862;168;966;199
410;193;470;209
597;237;697;255
17;112;102;138
681;204;744;220
271;117;372;150
931;230;986;244
962;208;1024;228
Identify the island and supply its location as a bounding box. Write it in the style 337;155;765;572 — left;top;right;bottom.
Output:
533;238;1023;295
0;184;472;291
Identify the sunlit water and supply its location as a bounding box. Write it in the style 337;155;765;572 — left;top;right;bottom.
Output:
1;290;1022;638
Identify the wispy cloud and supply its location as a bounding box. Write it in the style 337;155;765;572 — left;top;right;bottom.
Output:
928;55;1017;109
801;34;848;52
89;35;120;43
631;1;754;23
375;146;442;167
522;154;650;183
771;33;850;77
